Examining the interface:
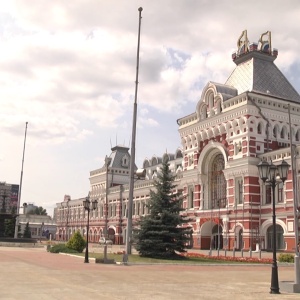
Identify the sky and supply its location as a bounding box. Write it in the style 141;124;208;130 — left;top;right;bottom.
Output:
1;0;300;217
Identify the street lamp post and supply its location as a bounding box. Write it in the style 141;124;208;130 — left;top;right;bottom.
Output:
257;159;290;294
83;195;98;263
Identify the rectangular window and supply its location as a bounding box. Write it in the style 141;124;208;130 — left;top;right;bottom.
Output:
266;185;271;204
188;186;194;208
277;182;283;203
30;227;37;236
122;204;126;217
235;178;243;204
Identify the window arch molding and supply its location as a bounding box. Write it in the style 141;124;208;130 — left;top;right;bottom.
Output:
260;218;287;236
198;141;228;175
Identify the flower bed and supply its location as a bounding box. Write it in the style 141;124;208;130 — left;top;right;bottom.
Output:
185;252;272;264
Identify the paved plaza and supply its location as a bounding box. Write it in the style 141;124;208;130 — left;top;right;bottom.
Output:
0;246;299;300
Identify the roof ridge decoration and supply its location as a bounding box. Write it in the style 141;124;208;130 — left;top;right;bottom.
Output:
258;31;271;53
233;30;277;63
226;30;300;103
237;30;250;56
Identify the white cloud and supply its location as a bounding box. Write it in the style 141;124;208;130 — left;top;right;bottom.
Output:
1;0;300;215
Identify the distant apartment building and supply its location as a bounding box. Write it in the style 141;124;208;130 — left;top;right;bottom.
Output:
0;182;19;214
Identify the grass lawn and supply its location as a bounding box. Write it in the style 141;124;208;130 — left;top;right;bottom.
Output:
72;252;245;264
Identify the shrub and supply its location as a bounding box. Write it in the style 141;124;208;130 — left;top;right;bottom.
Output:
48;244;78;254
95;258;115;264
278;253;295;263
66;231;86;253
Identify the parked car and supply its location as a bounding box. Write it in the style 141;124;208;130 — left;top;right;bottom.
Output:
99;237;113;245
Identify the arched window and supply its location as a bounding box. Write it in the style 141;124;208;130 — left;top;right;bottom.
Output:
143;160;150;168
216;101;222;114
273;126;278;138
201;105;207;119
151;157;158;166
257;123;262;134
212;224;223;250
209;154;226;209
281;127;286;139
267;224;285;250
296;129;300;142
208;93;214;109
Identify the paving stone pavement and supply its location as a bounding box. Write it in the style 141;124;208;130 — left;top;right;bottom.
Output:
0;246;299;300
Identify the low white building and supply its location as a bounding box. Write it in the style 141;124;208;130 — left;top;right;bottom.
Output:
19;214;56;240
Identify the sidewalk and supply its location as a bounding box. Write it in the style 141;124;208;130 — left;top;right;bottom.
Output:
0;246;299;300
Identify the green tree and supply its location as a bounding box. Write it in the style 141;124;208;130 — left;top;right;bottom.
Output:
66;230;86;253
23;222;31;238
27;206;47;216
4;218;15;237
134;161;191;259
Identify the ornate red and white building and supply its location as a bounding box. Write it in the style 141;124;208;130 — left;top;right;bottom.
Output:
56;31;300;252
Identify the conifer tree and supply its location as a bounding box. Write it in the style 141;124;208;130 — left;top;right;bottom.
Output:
4;218;15;237
134;161;191;258
23;222;31;238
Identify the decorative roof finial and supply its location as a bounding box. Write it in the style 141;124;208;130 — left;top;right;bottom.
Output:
237;30;250;55
258;31;272;53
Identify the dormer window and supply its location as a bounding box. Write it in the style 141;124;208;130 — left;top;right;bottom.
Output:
121;155;129;167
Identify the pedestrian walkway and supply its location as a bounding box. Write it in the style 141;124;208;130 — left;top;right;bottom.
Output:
0;246;299;299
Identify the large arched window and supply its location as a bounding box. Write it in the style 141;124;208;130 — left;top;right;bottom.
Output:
267;224;285;250
209;154;226;209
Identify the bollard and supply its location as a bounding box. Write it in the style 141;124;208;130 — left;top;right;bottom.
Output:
104;244;108;263
122;253;128;265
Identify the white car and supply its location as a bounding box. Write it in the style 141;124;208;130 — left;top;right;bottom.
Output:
99;237;113;245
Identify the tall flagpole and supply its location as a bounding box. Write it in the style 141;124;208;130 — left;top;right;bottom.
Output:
14;122;28;238
125;7;143;255
288;104;300;286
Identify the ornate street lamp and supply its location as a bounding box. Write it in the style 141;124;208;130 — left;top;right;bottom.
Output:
257;159;290;294
83;195;98;263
